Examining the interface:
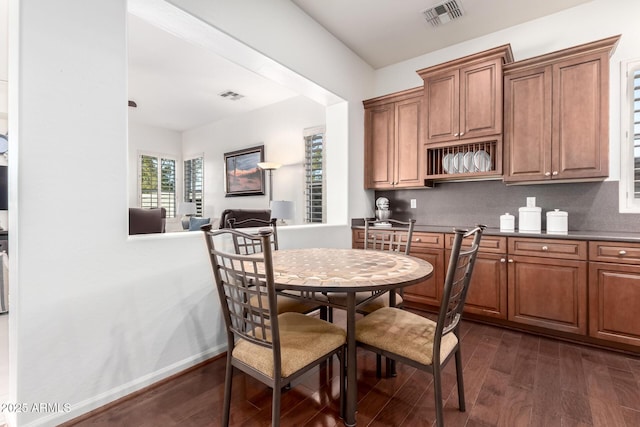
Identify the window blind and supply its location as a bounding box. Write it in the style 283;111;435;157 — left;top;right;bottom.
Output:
304;128;325;223
139;154;176;218
633;69;640;199
184;157;204;216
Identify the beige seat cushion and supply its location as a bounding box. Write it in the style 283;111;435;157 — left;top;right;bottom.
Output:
233;312;346;378
355;307;458;366
328;291;403;313
249;293;322;314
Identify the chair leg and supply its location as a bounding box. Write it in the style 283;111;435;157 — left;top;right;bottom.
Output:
433;365;444;427
376;354;382;378
320;306;328;321
272;386;281;427
455;348;466;412
340;348;346;420
222;355;233;427
386;357;397;377
328;306;334;323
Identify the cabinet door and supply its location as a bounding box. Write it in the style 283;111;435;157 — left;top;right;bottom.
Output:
404;248;444;307
394;97;424;187
364;103;394;189
460;58;503;140
424;69;459;144
508;256;587;335
463;252;508;319
589;262;640;347
503;65;552;182
552;52;609;179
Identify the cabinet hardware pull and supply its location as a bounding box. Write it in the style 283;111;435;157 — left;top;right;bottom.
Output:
459;132;465;136
508;259;514;263
454;133;459;137
500;258;506;263
415;238;422;242
544;172;551;176
542;246;549;251
552;171;558;176
619;250;627;256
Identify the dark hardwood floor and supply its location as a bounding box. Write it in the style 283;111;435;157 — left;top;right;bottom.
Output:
64;311;640;427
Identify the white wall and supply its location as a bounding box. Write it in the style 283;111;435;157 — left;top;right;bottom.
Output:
372;0;640;183
182;96;326;225
9;0;374;425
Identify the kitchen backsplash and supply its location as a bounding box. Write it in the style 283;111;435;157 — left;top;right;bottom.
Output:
376;180;639;233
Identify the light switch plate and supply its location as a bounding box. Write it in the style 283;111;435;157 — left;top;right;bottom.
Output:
410;199;417;209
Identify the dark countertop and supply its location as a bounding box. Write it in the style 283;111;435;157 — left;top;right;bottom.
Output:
351;221;640;243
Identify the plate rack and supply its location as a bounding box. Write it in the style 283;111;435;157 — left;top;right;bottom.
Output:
425;138;502;180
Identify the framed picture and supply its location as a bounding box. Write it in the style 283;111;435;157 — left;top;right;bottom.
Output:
224;145;265;197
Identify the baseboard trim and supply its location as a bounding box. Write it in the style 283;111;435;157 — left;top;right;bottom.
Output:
20;344;226;427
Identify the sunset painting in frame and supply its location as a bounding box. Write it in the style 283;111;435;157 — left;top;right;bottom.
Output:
224;145;265;197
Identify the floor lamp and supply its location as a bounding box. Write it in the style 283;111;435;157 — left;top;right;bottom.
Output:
257;162;281;202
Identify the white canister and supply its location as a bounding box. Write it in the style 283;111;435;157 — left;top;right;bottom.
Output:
519;206;541;233
547;209;568;234
500;213;515;232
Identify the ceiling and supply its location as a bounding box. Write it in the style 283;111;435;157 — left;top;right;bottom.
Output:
291;0;592;69
128;0;592;132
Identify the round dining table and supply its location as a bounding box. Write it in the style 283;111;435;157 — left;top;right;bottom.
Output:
270;248;434;427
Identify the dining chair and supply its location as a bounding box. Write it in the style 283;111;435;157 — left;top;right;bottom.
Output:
355;225;485;427
201;225;346;427
327;218;416;318
226;216;327;318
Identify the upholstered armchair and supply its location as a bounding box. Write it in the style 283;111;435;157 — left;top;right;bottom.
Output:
128;207;166;235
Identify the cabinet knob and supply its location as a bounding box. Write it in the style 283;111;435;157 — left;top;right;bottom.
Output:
454;133;459;137
545;172;551;176
542;246;549;251
459;132;465;136
552;171;559;176
508;259;514;263
415;238;422;242
500;258;506;263
619;250;627;256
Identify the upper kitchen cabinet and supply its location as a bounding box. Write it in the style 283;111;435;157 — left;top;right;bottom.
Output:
503;35;620;183
418;45;513;145
364;87;425;189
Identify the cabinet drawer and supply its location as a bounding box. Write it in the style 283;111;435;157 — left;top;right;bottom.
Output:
410;232;445;250
445;233;506;254
352;229;444;250
508;237;587;260
589;241;640;265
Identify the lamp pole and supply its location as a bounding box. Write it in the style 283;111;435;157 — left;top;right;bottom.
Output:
257;162;281;204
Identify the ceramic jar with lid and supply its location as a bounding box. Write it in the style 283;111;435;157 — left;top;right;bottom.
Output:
546;209;568;234
500;213;515;232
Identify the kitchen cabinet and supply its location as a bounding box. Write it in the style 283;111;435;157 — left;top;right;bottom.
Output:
503;35;620;183
588;241;640;347
352;229;445;307
363;88;425;189
507;237;588;335
445;234;507;319
417;45;512;180
418;46;512;144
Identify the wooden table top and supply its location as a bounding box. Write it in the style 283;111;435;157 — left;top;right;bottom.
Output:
271;247;433;292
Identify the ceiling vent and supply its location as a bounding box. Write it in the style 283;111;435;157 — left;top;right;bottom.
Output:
422;0;464;27
218;90;244;101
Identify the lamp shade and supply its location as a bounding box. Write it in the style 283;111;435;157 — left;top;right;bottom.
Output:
270;200;294;220
257;162;281;170
178;202;197;215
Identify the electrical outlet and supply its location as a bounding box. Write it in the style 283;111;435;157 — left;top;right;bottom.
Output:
410;199;417;209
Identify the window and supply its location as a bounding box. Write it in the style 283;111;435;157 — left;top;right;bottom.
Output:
621;60;640;213
139;153;176;218
184;156;204;216
304;127;325;223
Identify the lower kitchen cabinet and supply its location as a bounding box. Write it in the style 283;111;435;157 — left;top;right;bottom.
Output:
588;241;640;347
508;255;587;334
507;237;588;335
445;234;508;319
403;248;443;306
